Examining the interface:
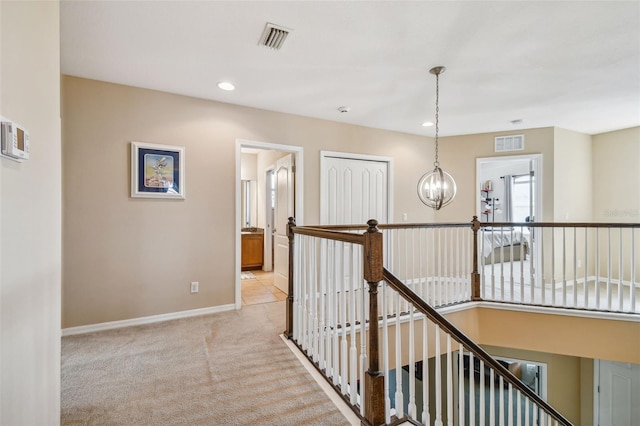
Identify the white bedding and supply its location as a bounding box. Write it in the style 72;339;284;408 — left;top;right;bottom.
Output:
481;228;529;257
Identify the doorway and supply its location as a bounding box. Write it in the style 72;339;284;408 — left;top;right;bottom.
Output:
236;140;303;309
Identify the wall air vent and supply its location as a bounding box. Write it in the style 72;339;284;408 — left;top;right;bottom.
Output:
258;23;292;50
495;134;524;152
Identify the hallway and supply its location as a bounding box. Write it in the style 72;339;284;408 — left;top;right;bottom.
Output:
241;270;287;305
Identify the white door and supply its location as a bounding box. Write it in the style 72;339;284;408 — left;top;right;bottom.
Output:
274;154;294;293
598;360;640;426
321;153;390;225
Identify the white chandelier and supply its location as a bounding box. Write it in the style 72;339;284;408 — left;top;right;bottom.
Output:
417;66;457;210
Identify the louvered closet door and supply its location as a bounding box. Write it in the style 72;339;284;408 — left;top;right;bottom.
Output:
321;155;389;226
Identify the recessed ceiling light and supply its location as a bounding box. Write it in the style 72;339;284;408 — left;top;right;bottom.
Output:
422;121;434;127
217;81;235;91
337;106;350;113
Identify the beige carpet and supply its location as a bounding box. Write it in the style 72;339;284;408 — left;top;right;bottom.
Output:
61;301;351;425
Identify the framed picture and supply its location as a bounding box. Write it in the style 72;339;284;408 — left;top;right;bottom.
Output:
131;141;185;199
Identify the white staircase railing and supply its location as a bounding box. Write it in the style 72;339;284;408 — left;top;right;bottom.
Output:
284;218;578;426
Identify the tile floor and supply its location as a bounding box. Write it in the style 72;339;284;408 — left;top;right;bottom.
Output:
241;270;287;305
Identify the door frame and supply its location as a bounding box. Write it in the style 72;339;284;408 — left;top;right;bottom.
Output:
235;139;304;310
475;154;543;222
263;167;275;272
319;150;394;225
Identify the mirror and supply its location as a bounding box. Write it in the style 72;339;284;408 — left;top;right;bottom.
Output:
241;180;257;228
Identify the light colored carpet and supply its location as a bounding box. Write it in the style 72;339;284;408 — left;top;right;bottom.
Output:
61;301;351;425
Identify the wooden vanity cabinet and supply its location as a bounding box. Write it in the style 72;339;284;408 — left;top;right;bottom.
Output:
241;233;264;270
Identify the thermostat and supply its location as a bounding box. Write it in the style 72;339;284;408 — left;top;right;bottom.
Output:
1;119;30;162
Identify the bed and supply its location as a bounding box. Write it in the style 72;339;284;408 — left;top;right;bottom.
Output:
481;227;529;264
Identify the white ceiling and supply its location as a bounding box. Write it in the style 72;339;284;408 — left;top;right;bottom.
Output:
61;1;640;137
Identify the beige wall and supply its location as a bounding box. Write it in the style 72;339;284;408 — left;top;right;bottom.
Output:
436;128;556;222
554;127;593;221
592;126;640;222
1;1;61;424
62;76;436;327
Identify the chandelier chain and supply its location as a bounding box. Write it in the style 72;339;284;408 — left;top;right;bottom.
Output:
434;72;440;168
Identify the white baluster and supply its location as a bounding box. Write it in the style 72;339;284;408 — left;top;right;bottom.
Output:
573;228;578;308
500;227;505;301
434;325;443;426
349;246;358;405
619;228;623;312
524;396;530;426
422;316;430;425
382;283;391;424
529;228;535;304
332;240;339;385
318;239;326;370
523;228;529;304
509;228;515;303
469;353;476;426
517;389;522;426
302;237;312;355
311;238;320;362
479;359;485;426
395;292;404;418
408;301;416;419
489;368;495;426
360;264;367;417
508;383;514;426
446;335;453;426
596;229;601;309
631;229;636;312
293;234;301;342
340;243;348;394
584;228;589;309
607;228;612;310
551;229;556;306
491;228;496;300
499;376;504;426
562;227;567;307
458;344;465;426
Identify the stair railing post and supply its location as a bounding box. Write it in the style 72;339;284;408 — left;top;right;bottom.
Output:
363;219;385;426
471;216;482;301
284;217;296;339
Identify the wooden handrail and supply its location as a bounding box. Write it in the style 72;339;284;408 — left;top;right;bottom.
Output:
291;226;365;245
382;267;574;426
480;221;640;229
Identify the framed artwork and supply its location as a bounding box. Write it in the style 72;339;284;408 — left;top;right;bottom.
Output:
131;141;185;199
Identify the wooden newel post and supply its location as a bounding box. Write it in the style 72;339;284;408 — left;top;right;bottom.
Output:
471;216;482;301
284;217;296;339
363;219;385;426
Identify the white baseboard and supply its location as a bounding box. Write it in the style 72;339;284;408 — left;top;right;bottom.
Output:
62;304;236;336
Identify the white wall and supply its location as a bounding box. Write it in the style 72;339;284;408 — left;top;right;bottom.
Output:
0;2;61;425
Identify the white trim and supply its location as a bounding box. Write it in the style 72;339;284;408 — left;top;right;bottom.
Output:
61;304;235;336
320;150;394;224
474;301;640;322
236;139;304;310
280;334;361;425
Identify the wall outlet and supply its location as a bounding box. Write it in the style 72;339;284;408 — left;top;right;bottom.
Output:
577;259;582;268
402;213;408;222
190;281;199;294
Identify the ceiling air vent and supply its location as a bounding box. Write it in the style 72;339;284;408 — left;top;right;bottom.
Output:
495;134;524;152
258;23;292;50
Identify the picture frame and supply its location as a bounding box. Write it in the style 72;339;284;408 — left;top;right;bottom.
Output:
131;141;185;199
